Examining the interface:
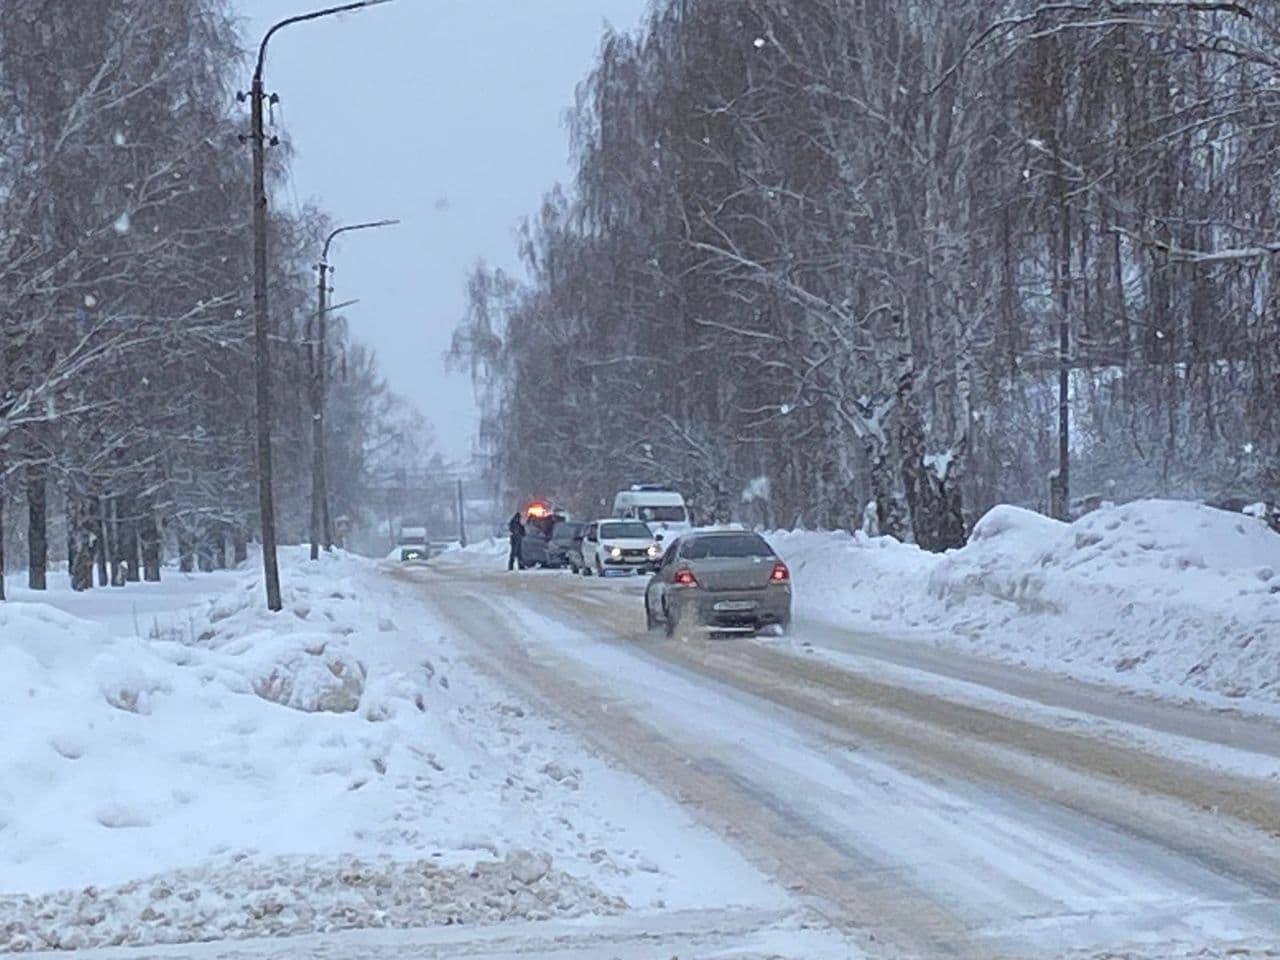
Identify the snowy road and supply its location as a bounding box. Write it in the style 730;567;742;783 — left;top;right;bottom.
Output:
404;558;1280;960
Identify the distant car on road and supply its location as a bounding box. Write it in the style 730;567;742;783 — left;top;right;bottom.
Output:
581;519;661;576
520;517;583;569
545;520;585;569
518;511;563;568
565;523;589;574
644;530;791;636
397;524;431;565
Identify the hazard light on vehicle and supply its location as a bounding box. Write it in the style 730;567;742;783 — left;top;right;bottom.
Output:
770;562;790;582
672;568;698;587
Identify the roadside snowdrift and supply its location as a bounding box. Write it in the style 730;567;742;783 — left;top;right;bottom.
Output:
776;500;1280;705
0;552;632;951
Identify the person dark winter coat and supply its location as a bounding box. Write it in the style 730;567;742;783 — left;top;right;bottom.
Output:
507;512;526;571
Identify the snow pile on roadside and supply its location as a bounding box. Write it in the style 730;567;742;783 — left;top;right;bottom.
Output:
0;550;628;948
0;852;622;953
928;501;1280;699
772;500;1280;704
448;536;509;560
769;528;941;628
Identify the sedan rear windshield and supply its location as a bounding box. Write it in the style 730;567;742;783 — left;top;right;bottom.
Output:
600;522;653;540
680;533;775;559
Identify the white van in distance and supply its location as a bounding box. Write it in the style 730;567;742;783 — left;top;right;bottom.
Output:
612;484;694;541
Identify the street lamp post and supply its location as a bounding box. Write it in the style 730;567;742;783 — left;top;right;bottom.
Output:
246;0;394;609
310;219;398;560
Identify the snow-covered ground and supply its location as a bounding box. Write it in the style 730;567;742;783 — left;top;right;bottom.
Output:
771;499;1280;708
6;497;1276;955
0;550;803;953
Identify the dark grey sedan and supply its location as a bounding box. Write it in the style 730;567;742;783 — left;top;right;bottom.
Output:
644;530;791;636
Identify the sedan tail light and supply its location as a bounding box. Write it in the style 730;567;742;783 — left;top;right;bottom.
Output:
672;568;698;588
769;561;790;583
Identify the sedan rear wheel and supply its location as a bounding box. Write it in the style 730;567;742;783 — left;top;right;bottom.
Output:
662;601;678;638
645;595;659;631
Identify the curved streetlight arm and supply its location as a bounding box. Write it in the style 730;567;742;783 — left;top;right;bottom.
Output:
322;218;401;263
256;0;395;83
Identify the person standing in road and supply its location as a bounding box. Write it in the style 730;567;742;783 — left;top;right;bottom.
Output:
508;512;526;571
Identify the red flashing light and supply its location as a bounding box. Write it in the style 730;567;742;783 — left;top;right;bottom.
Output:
770;562;790;583
672;568;698;587
526;502;550;518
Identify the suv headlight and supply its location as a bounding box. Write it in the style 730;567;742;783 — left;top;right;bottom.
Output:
647;544;660;558
607;545;622;559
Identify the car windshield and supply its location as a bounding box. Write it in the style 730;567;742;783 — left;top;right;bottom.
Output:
680;533;774;560
600;522;653;540
551;522;583;541
636;505;687;523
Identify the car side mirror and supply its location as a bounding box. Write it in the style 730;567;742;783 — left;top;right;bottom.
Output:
655;533;664;541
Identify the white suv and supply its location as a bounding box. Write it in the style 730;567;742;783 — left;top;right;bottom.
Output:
581;519;661;576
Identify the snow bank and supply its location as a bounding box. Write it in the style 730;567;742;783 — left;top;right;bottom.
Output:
774;500;1280;705
447;536;509;560
0;853;621;953
0;550;629;948
771;527;942;628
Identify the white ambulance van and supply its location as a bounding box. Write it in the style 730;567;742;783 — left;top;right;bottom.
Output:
612;484;694;541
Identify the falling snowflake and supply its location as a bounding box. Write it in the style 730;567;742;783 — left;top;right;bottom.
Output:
113;130;126;147
753;37;765;49
779;403;793;415
83;294;97;308
113;211;131;234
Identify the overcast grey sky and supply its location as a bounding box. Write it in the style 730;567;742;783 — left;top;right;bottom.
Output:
235;0;650;463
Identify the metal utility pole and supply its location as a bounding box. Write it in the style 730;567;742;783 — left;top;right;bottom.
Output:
249;44;280;610
246;0;395;607
310;219;398;560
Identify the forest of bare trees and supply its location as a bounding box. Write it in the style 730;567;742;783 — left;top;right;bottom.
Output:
453;0;1280;548
0;1;429;598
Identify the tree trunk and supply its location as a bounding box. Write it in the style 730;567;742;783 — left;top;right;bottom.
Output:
140;509;161;582
69;499;96;592
232;526;248;565
109;499;126;587
95;498;110;587
67;518;75;585
197;523;214;573
177;526;195;573
896;399;967;553
123;498;141;582
27;462;47;590
864;437;907;541
0;477;6;601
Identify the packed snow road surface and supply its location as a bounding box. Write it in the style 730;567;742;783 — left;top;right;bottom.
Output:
405;555;1280;960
